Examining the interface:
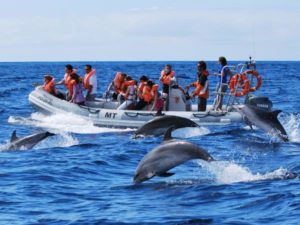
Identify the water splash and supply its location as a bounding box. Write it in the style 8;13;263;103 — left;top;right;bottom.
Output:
198;161;293;184
8;112;134;134
279;113;300;143
172;127;210;138
33;132;79;149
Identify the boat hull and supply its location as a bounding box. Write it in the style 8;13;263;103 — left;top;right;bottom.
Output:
28;87;244;128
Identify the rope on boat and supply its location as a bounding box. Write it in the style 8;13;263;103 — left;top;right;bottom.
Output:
124;112;156;118
193;111;227;118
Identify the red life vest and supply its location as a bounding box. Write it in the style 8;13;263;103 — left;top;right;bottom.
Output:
84;69;96;90
65;69;77;93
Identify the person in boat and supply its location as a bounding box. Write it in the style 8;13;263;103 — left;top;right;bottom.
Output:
117;76;137;110
137;75;149;100
135;80;156;110
186;61;209;112
213;56;232;111
43;75;65;100
69;73;85;105
105;72;127;100
159;64;175;97
83;64;97;101
56;64;77;100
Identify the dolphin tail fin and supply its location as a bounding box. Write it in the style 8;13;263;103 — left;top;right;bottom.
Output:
10;130;18;142
163;126;174;141
157;172;175;177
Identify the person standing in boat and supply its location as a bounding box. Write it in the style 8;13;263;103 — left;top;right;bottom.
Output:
83;64;97;101
186;61;209;111
69;73;85;105
56;64;76;100
105;72;127;100
117;76;137;110
213;56;232;111
159;64;175;97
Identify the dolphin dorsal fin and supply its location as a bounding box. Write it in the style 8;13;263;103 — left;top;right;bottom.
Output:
10;130;18;142
272;110;282;118
163;127;174;141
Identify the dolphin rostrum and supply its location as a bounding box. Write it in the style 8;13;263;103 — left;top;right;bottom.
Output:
134;115;199;138
7;130;55;150
133;127;213;184
238;105;288;142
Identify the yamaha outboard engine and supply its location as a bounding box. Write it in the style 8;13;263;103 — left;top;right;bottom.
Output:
245;96;273;112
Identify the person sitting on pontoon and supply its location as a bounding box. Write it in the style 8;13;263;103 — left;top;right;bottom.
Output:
137;75;149;101
69;73;85;105
135;80;156;110
117;76;137;110
43;75;65;100
186;61;209;112
56;64;77;101
159;64;175;97
105;72;127;100
213;56;232;111
83;64;97;101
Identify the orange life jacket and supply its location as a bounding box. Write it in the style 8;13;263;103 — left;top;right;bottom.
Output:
192;70;209;99
65;69;77;93
160;70;175;85
151;84;159;95
142;86;153;103
43;77;55;94
84;69;96;90
113;72;124;93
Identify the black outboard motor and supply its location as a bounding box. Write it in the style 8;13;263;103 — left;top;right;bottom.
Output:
245;96;273;112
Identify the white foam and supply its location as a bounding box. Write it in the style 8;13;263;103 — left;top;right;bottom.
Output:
198;160;291;184
279;113;300;143
8;112;134;134
172;127;210;138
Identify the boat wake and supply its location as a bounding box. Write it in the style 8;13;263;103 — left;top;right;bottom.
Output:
198;161;297;184
8;112;134;134
172;127;210;138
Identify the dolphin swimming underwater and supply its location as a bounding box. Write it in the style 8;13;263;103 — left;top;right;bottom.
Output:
133;127;214;184
7;130;55;150
134;115;199;138
238;105;289;142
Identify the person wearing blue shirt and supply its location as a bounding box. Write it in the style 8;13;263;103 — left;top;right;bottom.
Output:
213;56;232;111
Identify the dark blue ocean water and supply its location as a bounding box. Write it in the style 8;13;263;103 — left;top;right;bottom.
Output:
0;61;299;225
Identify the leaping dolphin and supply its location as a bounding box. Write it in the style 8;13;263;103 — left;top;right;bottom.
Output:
134;115;199;138
238;105;289;142
133;127;214;184
7;130;55;150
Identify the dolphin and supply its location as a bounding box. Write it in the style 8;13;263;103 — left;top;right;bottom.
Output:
134;115;199;138
238;105;288;142
133;127;213;184
7;130;55;150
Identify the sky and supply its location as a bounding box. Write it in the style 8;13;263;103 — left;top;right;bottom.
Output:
0;0;300;61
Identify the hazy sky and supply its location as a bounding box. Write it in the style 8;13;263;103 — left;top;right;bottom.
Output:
1;0;299;61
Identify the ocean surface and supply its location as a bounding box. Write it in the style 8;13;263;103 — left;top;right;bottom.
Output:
0;61;299;225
